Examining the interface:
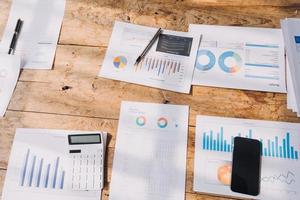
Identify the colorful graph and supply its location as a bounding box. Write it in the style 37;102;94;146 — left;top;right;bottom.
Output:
135;56;182;76
195;50;216;71
113;56;127;69
136;116;146;126
202;127;299;160
157;117;168;128
19;149;65;189
218;51;242;73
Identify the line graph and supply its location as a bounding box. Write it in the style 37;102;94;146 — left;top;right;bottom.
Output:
262;171;296;185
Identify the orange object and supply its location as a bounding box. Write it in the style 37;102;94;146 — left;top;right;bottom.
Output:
217;164;232;185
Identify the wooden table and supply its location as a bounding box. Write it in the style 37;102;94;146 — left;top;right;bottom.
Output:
1;0;300;199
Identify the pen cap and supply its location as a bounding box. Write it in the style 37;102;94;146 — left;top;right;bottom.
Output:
15;19;23;32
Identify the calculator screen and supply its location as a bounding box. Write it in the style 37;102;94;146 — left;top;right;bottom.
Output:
68;134;101;145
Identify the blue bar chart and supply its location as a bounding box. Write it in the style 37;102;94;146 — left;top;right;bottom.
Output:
19;149;65;189
202;127;299;160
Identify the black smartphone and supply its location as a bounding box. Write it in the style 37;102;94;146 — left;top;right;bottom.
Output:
231;137;261;196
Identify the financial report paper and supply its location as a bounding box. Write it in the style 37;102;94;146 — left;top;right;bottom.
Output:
0;54;20;117
189;24;286;93
109;101;189;200
194;116;300;200
99;21;200;93
281;19;300;117
0;0;65;69
2;129;107;200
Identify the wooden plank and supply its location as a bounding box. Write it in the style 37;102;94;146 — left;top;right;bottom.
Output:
186;193;234;200
10;45;300;125
172;88;300;124
181;0;300;7
0;170;5;198
0;0;10;39
11;80;298;125
61;2;300;46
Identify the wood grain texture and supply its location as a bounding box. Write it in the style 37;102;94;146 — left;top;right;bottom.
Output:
11;45;300;125
60;1;300;46
0;0;300;199
0;170;5;198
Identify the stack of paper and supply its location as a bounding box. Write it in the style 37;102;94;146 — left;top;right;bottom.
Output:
281;18;300;117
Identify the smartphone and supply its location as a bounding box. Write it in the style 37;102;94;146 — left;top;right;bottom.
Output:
231;137;261;196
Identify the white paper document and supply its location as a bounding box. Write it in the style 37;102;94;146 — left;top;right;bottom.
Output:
109;101;189;200
2;129;107;200
0;0;65;69
99;21;200;93
194;115;300;200
189;24;286;93
0;54;20;117
281;18;300;117
286;60;298;115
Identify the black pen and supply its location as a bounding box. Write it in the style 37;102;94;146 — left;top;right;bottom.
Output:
8;18;23;55
134;28;162;65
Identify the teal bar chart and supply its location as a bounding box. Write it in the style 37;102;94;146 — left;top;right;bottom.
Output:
202;127;299;160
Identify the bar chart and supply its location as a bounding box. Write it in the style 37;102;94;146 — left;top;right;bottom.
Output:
202;127;299;160
135;56;183;77
19;149;66;190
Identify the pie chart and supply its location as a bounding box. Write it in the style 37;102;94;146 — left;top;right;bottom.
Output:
218;51;242;73
136;116;146;126
113;56;127;69
157;117;168;128
195;50;216;71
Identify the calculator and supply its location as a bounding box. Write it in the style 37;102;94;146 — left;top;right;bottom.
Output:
68;133;104;191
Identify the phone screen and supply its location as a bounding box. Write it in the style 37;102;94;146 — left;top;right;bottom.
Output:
231;137;261;196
